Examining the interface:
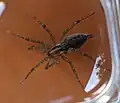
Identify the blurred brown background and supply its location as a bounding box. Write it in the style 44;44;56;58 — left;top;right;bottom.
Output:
0;0;111;103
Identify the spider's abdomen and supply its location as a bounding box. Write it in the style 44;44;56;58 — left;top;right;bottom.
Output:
60;33;93;51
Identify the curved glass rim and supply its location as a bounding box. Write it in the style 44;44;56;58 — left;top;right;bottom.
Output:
80;0;120;102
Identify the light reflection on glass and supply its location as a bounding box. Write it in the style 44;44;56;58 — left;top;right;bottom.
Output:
49;95;73;103
85;54;106;93
0;1;6;17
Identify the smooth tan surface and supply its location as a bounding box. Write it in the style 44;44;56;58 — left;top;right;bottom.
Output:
0;0;111;103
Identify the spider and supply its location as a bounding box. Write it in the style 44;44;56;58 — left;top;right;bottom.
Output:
12;12;95;89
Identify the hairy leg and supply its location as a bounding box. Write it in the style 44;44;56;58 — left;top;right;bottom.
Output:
60;12;95;41
28;45;37;50
80;52;95;62
44;61;56;69
68;48;95;62
12;32;42;44
61;55;85;90
28;42;51;53
45;57;60;69
20;57;49;84
33;16;56;45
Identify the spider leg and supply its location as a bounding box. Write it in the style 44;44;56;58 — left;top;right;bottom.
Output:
28;45;47;53
33;16;56;45
61;55;84;90
45;62;50;70
45;61;56;69
28;45;37;50
80;52;95;62
60;12;95;41
45;57;60;69
12;32;42;44
28;42;51;53
20;56;49;84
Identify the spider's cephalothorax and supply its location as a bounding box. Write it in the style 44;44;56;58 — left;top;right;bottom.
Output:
12;12;95;90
